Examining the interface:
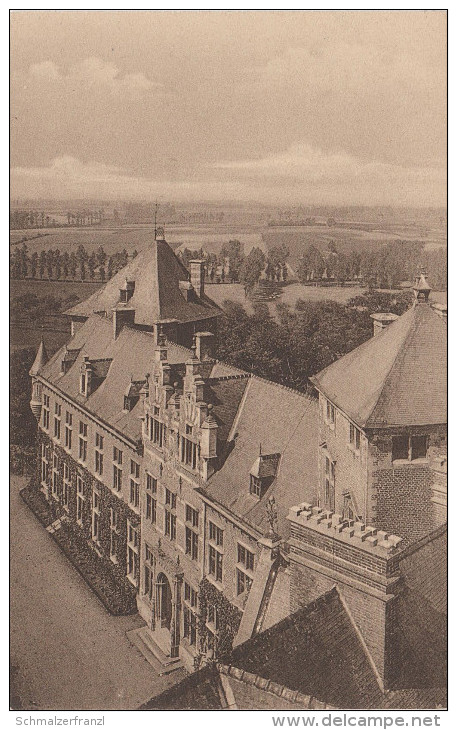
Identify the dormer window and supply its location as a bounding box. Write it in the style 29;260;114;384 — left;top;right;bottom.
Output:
124;395;132;411
80;373;86;396
250;475;262;497
249;452;280;499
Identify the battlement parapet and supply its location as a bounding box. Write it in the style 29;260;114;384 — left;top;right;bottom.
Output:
288;503;403;560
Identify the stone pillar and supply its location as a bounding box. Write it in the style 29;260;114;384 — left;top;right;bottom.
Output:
170;571;183;658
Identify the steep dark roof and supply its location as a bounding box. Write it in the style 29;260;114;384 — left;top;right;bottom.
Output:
140;664;224;710
226;588;446;710
200;377;318;537
66;238;221;326
37;314;248;444
38;314;194;441
311;303;447;428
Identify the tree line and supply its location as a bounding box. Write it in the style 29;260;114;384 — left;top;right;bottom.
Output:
178;240;290;292
10;244;138;282
297;240;447;290
215;290;414;393
10;209;104;230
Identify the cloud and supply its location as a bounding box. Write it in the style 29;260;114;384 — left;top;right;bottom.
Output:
10;148;446;207
212;143;446;207
28;57;160;93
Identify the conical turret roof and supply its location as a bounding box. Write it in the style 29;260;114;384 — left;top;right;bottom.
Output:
65;236;221;327
311;303;446;428
29;337;48;376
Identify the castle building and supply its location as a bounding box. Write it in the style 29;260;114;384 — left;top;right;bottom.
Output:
29;242;447;707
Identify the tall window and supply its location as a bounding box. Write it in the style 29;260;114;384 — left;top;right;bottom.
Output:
79;421;88;462
164;488;177;541
145;473;157;524
150;406;165;447
65;411;73;450
185;505;199;560
92;487;100;545
250;475;262;497
113;446;123;491
180;425;197;470
183;582;198;646
42;394;50;430
62;463;71;510
323;455;335;510
392;434;428;462
326;399;335;426
54;402;61;440
127;521;139;584
130;460;140;508
237;544;254;595
144;544;155;601
349;423;361;452
110;508;120;563
52;453;59;498
95;432;104;476
41;443;49;485
208;523;223;583
76;475;85;524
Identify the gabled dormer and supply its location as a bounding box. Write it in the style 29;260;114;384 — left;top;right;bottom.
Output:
249;450;281;498
80;356;112;397
123;377;144;411
119;278;135;303
61;346;81;375
80;356;93;397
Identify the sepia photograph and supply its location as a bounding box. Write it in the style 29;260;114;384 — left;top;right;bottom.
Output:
10;9;447;715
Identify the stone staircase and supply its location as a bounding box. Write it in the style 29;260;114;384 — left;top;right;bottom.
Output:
127;625;184;676
250;280;284;303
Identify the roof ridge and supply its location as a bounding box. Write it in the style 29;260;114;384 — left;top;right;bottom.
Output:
216;663;318;708
250;373;316;403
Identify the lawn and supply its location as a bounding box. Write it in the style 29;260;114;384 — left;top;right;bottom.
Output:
205;281;365;315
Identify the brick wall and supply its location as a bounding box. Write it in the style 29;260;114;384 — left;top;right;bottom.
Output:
370;430;446;541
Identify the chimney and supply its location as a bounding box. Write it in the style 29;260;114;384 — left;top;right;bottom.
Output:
190;259;205;298
112;306;135;339
370;312;398;337
195;331;215;361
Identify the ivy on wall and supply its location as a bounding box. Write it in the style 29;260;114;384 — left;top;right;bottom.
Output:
36;432;141;585
198;578;242;659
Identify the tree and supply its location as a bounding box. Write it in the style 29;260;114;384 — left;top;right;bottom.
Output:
10;348;38;447
80;262;86;281
30;252;38;278
268;243;290;268
221;240;244;283
240;247;265;292
69;252;77;279
297;245;324;282
88;253;96;280
39;250;46;278
96;246;107;268
99;266;106;282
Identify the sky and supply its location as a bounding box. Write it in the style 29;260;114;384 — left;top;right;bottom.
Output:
10;10;447;206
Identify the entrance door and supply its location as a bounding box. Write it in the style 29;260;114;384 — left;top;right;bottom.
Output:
156;573;172;630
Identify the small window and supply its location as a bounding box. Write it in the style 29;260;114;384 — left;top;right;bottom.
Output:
392;435;409;461
411;435;427;460
326;400;335;425
250;475;262;497
349;423;361;452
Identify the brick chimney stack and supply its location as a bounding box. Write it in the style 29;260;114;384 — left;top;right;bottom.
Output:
370;312;398;337
112;306;136;339
190;260;205;299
